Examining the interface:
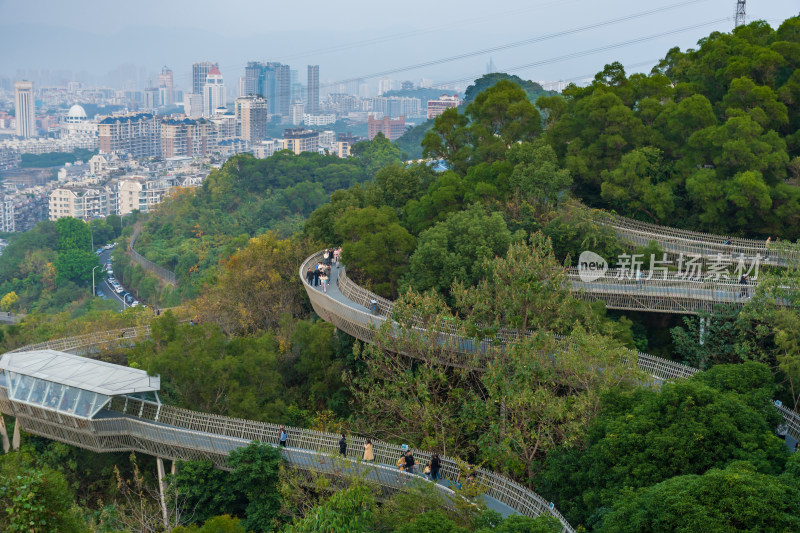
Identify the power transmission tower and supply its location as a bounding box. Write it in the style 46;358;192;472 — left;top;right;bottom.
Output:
735;0;746;28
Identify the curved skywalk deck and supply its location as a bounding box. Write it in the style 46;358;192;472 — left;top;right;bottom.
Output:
602;211;798;266
300;251;800;445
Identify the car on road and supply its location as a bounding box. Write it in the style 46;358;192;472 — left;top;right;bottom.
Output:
95;248;104;255
96;289;104;298
124;294;135;304
107;269;113;277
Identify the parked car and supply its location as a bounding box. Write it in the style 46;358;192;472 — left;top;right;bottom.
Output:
96;290;104;298
125;294;135;304
115;285;125;294
95;248;104;255
130;301;140;307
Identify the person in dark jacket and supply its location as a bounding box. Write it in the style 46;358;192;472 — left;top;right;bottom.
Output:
339;434;347;456
313;268;320;287
430;453;441;481
404;450;415;474
306;269;314;285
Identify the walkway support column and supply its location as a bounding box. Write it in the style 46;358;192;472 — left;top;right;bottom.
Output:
0;415;9;453
11;418;19;451
157;457;168;529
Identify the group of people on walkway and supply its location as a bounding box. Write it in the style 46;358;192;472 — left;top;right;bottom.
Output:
305;247;342;293
394;449;442;482
335;435;443;482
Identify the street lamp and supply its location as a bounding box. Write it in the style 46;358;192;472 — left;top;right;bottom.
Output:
92;265;100;296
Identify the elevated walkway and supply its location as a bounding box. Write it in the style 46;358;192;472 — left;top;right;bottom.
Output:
0;344;569;530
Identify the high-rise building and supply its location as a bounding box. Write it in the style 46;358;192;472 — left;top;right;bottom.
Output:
183;94;204;117
161;118;216;158
290;101;305;126
192;61;217;94
143;87;159;111
368;115;406;141
307;65;319;114
158;66;174;105
97;112;160;158
268;63;291;118
378;77;392;96
243;61;291;118
14;81;35;138
245;61;265;96
235;95;268;142
427;94;462;119
203;65;225;117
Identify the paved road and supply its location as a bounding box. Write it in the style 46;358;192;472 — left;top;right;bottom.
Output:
95;248;126;312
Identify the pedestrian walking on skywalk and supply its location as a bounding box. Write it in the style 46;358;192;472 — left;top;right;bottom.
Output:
740;273;749;298
404;450;416;474
430;453;441;481
363;439;374;463
339;434;347;456
320;272;329;293
279;425;287;447
313;268;320;287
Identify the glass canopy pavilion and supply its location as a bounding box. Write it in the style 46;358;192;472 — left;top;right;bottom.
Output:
0;349;160;419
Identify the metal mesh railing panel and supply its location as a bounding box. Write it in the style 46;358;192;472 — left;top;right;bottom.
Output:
130;224;177;286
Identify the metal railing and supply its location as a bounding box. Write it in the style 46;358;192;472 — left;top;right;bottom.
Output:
598;210;799;266
7;325;151;354
130;224;177;286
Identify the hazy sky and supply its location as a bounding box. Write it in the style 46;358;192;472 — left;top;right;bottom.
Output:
1;0;798;91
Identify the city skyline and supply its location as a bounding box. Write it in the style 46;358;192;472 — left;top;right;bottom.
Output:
1;0;798;92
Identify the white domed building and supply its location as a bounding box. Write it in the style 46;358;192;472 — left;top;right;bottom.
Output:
61;104;98;137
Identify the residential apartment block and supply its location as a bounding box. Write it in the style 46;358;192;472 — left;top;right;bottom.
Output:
98;113;160;159
367;115;406;141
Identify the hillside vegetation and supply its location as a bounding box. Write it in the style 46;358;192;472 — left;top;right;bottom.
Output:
4;17;800;533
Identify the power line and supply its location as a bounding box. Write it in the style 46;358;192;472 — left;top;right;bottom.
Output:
417;18;730;91
171;0;711;87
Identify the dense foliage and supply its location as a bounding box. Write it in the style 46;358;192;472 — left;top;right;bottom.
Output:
19;148;96;168
539;19;800;239
0;216;121;314
6;17;800;533
133;139;399;298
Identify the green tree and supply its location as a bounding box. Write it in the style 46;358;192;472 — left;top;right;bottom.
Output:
335;206;416;298
597;461;800;533
228;443;283;532
467;79;542;157
55;216;92;251
473;325;642;482
538;362;788;527
55;249;98;286
350;132;403;176
0;452;88;533
507;141;572;212
170;461;246;524
284;484;375;533
88;218;115;246
402;204;514;298
600;146;675;223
